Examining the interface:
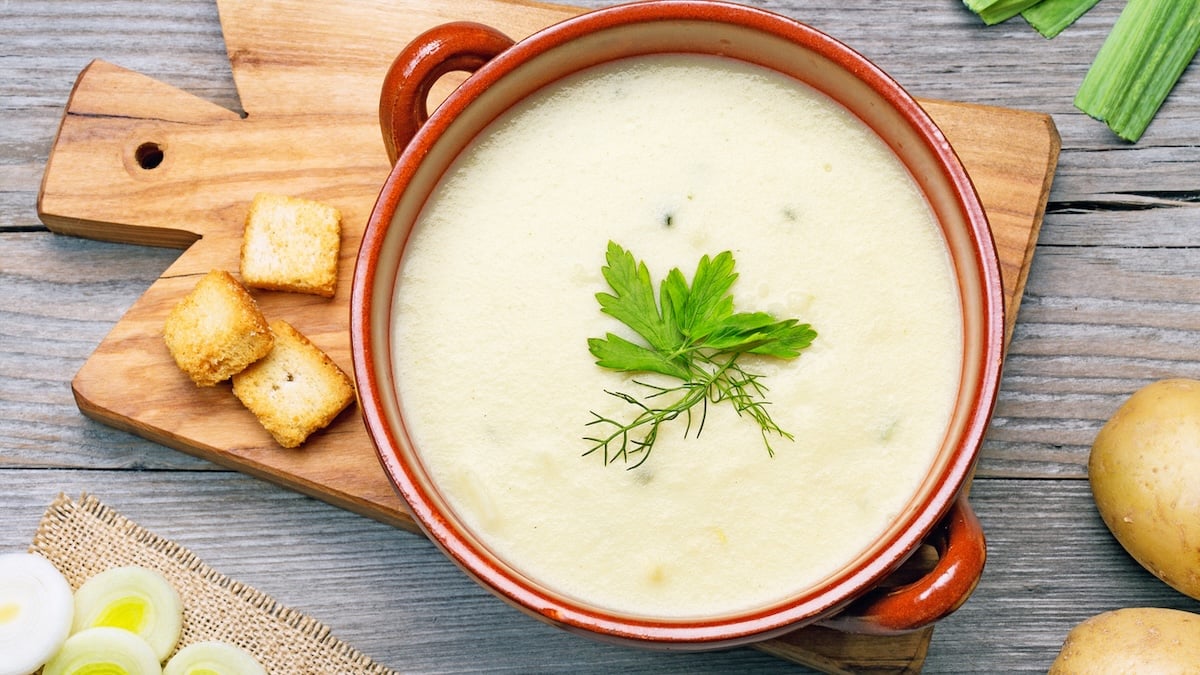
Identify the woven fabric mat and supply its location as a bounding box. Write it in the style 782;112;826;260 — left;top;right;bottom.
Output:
30;493;400;675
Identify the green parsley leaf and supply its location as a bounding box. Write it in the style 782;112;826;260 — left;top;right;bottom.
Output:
595;241;681;354
586;333;691;381
585;241;817;468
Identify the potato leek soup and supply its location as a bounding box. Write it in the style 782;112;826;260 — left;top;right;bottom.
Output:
391;54;963;619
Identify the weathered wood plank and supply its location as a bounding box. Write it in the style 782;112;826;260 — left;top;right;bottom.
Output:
0;233;209;469
7;0;1200;672
30;0;1055;552
2;473;1195;673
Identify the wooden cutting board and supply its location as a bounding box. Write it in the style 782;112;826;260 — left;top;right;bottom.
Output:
38;0;1060;671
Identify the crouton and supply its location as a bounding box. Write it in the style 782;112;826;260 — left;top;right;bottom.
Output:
240;192;342;298
163;270;274;386
232;320;354;448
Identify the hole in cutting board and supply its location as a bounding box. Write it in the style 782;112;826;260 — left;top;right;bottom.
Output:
134;142;165;170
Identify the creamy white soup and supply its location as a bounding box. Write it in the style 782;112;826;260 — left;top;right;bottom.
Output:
391;54;963;619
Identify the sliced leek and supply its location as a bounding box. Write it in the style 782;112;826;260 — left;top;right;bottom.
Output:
1021;0;1102;38
41;626;162;675
1074;0;1200;142
164;642;266;675
0;552;75;675
963;0;1043;25
72;566;183;662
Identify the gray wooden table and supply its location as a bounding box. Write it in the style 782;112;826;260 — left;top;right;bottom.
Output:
5;0;1200;672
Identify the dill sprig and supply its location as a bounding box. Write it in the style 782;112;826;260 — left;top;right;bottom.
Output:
584;241;816;469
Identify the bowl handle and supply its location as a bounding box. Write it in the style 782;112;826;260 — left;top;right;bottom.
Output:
379;22;515;165
820;494;986;635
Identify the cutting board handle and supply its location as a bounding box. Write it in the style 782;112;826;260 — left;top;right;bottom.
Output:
820;494;986;635
379;22;515;164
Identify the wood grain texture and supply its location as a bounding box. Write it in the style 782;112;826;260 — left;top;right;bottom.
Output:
40;0;1057;533
34;3;1060;670
32;2;1060;670
8;0;1200;672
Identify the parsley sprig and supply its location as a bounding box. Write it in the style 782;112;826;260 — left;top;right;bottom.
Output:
585;241;817;469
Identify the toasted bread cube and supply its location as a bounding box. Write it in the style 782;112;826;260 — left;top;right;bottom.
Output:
232;320;355;448
240;192;342;297
163;269;274;387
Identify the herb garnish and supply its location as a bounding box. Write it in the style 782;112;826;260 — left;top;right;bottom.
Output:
584;241;817;469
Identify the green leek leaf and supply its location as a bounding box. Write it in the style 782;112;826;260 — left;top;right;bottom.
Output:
1074;0;1200;142
1022;0;1103;38
964;0;1044;25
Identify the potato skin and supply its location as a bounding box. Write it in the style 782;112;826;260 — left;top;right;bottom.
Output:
1050;607;1200;674
1089;379;1200;600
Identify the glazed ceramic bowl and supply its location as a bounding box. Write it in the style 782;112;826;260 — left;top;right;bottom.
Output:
351;0;1003;649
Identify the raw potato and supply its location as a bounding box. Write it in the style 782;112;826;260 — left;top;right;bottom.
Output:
1089;378;1200;600
1049;607;1200;673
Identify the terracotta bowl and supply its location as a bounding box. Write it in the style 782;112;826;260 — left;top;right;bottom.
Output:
351;0;1003;650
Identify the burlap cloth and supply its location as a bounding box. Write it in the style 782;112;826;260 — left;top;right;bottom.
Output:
29;493;400;675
